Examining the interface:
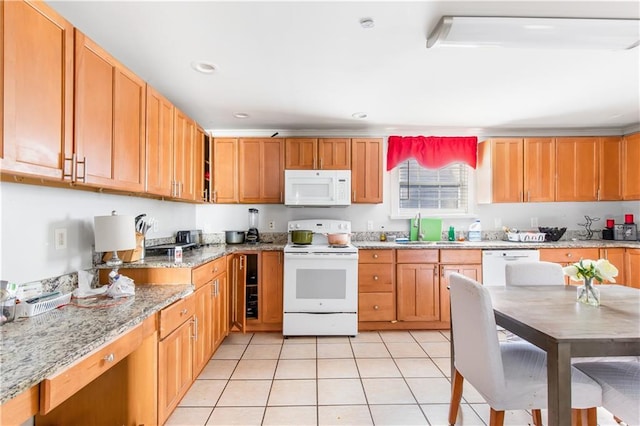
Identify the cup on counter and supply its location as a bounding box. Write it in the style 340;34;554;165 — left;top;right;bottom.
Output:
606;219;615;229
625;214;634;224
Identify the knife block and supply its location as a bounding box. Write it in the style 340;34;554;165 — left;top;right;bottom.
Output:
102;232;144;263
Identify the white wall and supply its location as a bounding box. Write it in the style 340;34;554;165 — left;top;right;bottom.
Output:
0;182;195;284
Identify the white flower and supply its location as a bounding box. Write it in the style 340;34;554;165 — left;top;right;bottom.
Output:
563;258;619;283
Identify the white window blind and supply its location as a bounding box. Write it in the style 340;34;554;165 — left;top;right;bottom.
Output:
397;159;469;212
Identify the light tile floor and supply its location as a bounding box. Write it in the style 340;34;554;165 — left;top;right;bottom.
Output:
166;330;620;426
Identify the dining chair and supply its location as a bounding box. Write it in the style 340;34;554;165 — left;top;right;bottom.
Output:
505;261;565;286
573;361;640;426
448;272;602;426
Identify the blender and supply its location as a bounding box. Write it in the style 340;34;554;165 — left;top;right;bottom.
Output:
246;208;259;244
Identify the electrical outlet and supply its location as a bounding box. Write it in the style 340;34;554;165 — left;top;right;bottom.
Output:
152;220;158;232
268;221;275;230
494;217;502;229
367;220;373;231
531;217;539;228
54;228;67;250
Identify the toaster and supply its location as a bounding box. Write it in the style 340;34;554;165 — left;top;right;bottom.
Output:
176;230;202;246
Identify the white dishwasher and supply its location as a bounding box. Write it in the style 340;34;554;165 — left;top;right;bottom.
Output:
482;250;540;286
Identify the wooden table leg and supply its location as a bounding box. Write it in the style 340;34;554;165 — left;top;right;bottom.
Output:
546;342;572;426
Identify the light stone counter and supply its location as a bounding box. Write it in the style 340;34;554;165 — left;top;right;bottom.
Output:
0;283;193;405
354;239;640;250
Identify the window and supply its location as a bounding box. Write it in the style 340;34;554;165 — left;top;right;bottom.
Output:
390;158;473;218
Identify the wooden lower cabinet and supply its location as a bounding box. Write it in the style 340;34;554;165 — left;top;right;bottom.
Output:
193;283;213;377
359;249;396;323
0;386;38;426
539;248;600;285
397;263;439;321
440;263;482;324
36;316;158;426
599;247;626;284
261;251;284;325
158;296;195;424
625;248;640;289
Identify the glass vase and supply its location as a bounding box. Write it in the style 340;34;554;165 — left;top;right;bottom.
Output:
577;277;600;307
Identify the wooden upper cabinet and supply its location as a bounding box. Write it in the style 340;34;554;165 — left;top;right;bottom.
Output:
351;138;383;203
212;138;239;203
1;0;73;180
598;136;623;201
173;109;200;201
238;138;284;203
194;126;205;202
285;138;316;169
74;30;145;192
622;133;640;200
318;138;351;169
555;137;599;201
523;138;555;202
285;138;351;170
146;85;174;197
477;138;524;203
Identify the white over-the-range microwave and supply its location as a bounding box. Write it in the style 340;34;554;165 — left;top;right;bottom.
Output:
284;170;351;207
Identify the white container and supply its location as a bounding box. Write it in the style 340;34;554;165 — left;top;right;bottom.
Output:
468;220;482;242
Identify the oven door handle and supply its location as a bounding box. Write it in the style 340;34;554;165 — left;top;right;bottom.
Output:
284;253;358;260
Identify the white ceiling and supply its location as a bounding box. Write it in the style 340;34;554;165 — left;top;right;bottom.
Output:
47;1;640;137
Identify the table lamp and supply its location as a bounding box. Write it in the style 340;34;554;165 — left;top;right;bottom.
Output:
94;211;136;273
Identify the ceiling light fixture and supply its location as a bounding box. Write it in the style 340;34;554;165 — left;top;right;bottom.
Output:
426;16;640;50
233;112;250;119
191;61;218;74
352;112;368;119
359;18;375;29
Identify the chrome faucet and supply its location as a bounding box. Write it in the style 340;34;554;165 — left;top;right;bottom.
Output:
414;212;424;241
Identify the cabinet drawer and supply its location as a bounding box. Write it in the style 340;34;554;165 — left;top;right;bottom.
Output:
396;249;438;263
159;295;195;339
359;249;394;263
40;322;144;414
539;248;599;263
359;292;395;321
358;263;394;292
440;249;482;264
192;256;227;288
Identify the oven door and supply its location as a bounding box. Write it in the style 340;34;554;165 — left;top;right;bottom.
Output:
284;252;358;313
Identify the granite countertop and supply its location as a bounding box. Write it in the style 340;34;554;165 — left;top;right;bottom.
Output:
0;283;193;405
354;239;640;250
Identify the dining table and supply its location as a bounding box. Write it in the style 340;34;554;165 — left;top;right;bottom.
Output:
485;284;640;426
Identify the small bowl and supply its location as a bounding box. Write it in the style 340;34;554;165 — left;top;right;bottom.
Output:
538;227;567;242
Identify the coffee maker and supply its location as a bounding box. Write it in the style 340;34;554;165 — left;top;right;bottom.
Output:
246;208;259;244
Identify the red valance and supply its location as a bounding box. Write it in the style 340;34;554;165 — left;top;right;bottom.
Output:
386;136;478;171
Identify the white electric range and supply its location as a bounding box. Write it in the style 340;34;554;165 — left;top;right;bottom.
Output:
283;219;359;337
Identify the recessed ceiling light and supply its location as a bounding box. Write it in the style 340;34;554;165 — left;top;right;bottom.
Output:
359;18;375;29
233;112;250;119
191;61;218;74
352;112;368;119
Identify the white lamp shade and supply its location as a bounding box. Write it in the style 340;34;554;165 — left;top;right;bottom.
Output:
94;213;136;252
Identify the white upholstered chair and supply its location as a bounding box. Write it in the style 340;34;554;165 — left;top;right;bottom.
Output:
505;261;565;286
448;272;602;426
573;361;640;426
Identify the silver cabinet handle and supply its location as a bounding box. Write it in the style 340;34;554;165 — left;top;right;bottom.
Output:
192;317;198;340
373;305;380;310
103;353;115;363
180;308;188;315
76;156;86;182
373;254;378;259
373;275;379;281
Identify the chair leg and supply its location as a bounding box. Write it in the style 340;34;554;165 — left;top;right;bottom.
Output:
448;368;464;425
489;409;505;426
571;408;597;426
531;409;543;426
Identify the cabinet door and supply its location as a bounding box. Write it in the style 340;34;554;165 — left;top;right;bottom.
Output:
285;138;317;169
239;138;283;203
491;139;524;202
146;85;174;196
319;138;351;170
173;110;197;200
158;318;193;424
193;284;213;377
75;30;145;191
2;0;73;180
193;126;205;202
523;138;555;202
598;136;623;200
625;249;640;289
555;137;599;201
261;251;283;324
213;138;239;203
440;264;482;323
396;264;439;322
599;248;626;285
622;133;640;200
359;293;395;322
230;254;247;332
213;272;229;349
351;138;383;203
